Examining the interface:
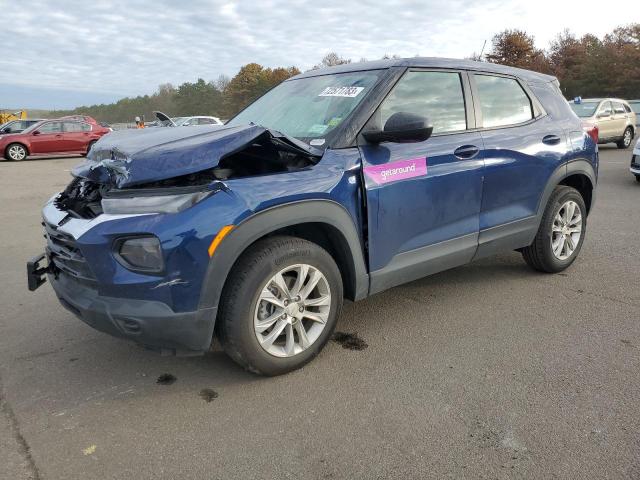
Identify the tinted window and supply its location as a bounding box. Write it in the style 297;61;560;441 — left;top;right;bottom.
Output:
612;101;626;114
379;71;467;134
474;75;533;128
37;122;63;133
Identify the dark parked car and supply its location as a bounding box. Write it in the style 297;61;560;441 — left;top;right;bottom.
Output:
1;119;111;160
0;119;44;135
28;58;597;375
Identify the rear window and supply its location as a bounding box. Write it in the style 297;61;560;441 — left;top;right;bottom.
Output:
570;102;599;118
474;75;533;128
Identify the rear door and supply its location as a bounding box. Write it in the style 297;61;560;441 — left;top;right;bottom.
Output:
471;73;569;257
63;121;92;152
359;69;484;293
611;101;628;136
29;121;67;154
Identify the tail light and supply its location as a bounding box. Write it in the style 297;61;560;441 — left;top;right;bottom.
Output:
582;122;598;143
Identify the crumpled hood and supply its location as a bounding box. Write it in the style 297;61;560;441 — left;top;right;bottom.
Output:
72;124;321;188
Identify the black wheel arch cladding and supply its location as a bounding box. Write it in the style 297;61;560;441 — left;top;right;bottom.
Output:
198;200;369;316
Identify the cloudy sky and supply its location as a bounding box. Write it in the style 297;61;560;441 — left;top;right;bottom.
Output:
1;0;637;109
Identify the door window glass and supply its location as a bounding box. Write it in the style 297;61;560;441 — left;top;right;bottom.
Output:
612;101;626;114
474;75;533;128
37;122;63;133
378;71;467;134
598;101;612;116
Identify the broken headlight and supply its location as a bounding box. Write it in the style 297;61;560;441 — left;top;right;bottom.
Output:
101;191;211;215
115;236;164;273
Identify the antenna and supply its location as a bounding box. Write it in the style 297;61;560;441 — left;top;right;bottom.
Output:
479;40;487;59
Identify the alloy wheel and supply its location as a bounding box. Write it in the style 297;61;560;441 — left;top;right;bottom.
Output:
8;145;26;160
254;264;331;358
551;200;582;260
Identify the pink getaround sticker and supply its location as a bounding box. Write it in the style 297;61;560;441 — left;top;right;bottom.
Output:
364;157;427;185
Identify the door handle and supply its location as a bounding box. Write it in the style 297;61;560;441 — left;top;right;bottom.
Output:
453;145;480;159
55;134;63;138
542;134;561;145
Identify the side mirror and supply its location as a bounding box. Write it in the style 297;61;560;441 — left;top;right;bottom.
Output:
362;112;433;144
32;130;40;136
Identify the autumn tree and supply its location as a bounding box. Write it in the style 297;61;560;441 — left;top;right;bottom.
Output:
222;63;300;116
486;29;551;73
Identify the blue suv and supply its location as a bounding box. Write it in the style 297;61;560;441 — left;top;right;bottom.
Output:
28;58;598;375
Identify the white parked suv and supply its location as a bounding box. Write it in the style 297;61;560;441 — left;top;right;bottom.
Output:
569;98;636;149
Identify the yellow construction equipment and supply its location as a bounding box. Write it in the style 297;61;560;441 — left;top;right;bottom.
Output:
0;110;27;124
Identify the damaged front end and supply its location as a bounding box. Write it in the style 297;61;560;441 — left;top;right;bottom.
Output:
57;123;322;218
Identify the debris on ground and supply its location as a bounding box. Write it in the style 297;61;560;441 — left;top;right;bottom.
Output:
199;389;219;403
156;373;177;385
332;332;368;351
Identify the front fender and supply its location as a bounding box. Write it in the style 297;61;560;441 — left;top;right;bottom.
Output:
198;199;369;317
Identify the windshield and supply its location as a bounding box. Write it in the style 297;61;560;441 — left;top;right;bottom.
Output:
22;121;46;134
570;101;599;118
228;70;383;144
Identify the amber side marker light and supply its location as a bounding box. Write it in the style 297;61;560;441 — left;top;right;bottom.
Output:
208;225;234;257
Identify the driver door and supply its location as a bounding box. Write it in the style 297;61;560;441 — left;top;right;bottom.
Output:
358;70;484;293
30;121;67;154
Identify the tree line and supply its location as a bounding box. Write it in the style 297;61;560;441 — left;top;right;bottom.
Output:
43;23;639;123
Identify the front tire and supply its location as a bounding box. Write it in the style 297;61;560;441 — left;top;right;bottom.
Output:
521;186;587;273
617;127;633;149
217;236;343;376
5;143;27;161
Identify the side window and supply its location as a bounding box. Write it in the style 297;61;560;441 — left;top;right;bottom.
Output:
37;122;63;133
64;122;81;132
200;118;214;125
379;71;467;134
474;75;533;128
598;101;612;116
81;122;91;131
624;104;632;113
612;101;626;114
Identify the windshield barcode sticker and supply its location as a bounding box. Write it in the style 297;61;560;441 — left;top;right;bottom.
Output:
319;87;364;98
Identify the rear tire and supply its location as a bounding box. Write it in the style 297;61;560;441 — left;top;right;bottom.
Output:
217;236;343;376
521;186;587;273
617;127;633;149
5;143;27;161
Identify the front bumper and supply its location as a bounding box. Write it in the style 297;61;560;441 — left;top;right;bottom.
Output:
48;269;215;354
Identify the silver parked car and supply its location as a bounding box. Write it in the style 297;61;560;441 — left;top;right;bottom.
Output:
569;97;637;149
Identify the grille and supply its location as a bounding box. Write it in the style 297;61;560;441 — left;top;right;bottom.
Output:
44;221;96;284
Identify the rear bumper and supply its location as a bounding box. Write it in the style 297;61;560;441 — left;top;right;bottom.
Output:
49;271;216;355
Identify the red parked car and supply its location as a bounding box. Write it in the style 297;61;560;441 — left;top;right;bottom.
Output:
1;119;111;161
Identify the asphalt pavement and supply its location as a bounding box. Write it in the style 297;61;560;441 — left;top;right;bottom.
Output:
1;146;639;479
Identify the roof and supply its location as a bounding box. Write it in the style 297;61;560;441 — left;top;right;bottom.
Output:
293;57;556;83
